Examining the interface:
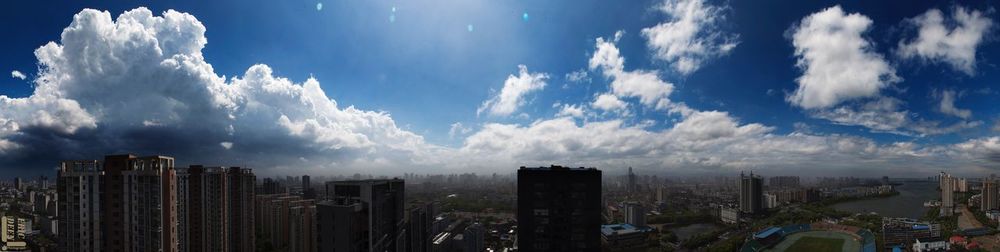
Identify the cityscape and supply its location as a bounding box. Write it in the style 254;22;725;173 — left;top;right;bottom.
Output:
2;0;1000;252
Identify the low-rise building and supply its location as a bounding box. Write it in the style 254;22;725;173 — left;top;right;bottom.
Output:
913;237;948;252
720;207;740;224
600;224;654;251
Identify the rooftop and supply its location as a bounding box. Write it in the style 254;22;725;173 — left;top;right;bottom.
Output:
600;223;653;236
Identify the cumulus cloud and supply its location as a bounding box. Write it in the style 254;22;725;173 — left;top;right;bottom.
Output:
10;71;26;80
590;33;675;111
898;6;993;75
555;104;586;118
937;90;972;119
0;8;439;174
641;0;739;75
477;65;549;117
565;69;591;83
592;93;628;112
788;6;900;109
813;97;981;136
448;122;472;139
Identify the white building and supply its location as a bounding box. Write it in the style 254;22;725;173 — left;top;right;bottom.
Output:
764;193;779;209
913;237;949;252
720;207;740;224
624;202;646;227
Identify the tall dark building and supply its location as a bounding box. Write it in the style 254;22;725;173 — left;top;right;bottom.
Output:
739;172;763;215
57;160;104;252
319;179;405;252
302;175;316;199
185;166;229;252
626;167;637;193
101;154;178;252
517;166;601;252
405;202;433;252
227;167;256;252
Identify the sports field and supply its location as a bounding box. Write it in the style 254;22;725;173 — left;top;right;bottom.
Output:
764;231;860;252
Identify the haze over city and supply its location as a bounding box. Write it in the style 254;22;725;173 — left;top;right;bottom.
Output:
1;0;998;178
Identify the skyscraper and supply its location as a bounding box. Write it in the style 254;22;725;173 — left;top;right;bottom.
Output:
255;194;314;251
405;202;433;252
739;172;763;215
517;166;602;252
983;177;999;212
320;179;406;252
227;167;256;252
626;167;637;193
941;172;954;216
186;166;229;252
624;202;646;227
102;154;178;252
57;160;103;252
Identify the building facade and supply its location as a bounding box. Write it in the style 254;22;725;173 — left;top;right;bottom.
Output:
739;172;763;214
517;166;602;252
57;160;104;252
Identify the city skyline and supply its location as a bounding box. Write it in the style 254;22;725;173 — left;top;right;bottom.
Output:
2;0;1000;178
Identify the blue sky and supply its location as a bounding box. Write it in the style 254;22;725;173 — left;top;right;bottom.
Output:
1;0;999;177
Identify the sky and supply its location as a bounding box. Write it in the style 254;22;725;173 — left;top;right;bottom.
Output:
1;0;999;178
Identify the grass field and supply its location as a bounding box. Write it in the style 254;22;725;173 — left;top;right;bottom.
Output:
785;236;845;252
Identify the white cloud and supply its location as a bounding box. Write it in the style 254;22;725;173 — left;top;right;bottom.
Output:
641;0;739;75
937;90;972;119
0;7;440;174
477;65;549;117
555;104;585;118
898;7;992;75
448;122;472;139
787;6;900;109
10;71;26;80
565;69;591;83
592;93;628;112
590;34;675;111
813;97;981;136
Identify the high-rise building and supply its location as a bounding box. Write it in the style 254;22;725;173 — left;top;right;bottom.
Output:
405;203;433;252
626;167;637;193
983;177;999;211
623;202;646;227
95;154;178;252
517;166;602;252
463;223;485;252
37;176;49;189
302;175;316;199
57;160;104;252
316;201;364;252
186;166;229;252
13;177;22;191
941;172;954;216
227;167;256;252
321;179;406;252
176;168;191;252
739;172;763;215
288;203;316;252
256;193;314;252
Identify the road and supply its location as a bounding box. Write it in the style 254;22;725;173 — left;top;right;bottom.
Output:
958;204;985;230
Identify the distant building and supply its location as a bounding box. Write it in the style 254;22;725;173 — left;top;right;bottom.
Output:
627;167;637;194
599;224;654;251
739;172;764;214
982;178;998;211
57;160;104;252
940;172;954;216
321;179;406;252
768;176;800;188
764;193;778;209
883;218;941;249
623;202;646;227
517;166;602;252
912;237;949;252
12;177;22;191
255;194;314;251
719;207;740;224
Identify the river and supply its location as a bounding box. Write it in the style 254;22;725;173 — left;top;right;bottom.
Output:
830;180;938;219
